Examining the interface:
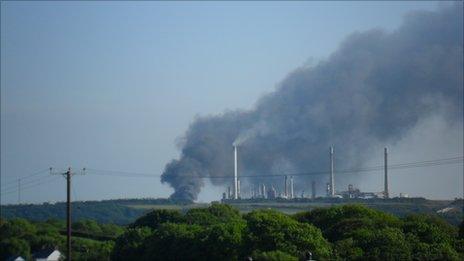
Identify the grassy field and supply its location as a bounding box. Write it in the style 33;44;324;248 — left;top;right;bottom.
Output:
126;203;210;211
124;198;462;225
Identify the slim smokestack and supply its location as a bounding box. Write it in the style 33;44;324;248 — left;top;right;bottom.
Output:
290;176;294;199
284;175;288;197
311;181;316;199
384;147;389;199
330;146;335;196
237;178;241;199
227;186;231;199
233;145;238;199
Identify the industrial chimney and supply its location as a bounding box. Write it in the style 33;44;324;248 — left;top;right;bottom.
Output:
290;176;294;199
237;178;241;199
233;145;238;199
284;175;288;198
384;147;389;199
330;146;335;196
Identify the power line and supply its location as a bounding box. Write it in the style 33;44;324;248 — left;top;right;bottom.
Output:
2;174;55;191
1;156;461;197
2;168;50;186
85;156;463;180
1;175;62;196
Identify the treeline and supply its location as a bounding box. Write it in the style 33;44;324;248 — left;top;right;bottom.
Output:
2;204;464;260
0;218;123;260
112;204;464;260
1;198;189;225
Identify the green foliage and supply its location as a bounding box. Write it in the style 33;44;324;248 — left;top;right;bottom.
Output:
115;204;247;260
5;203;461;260
145;223;205;260
72;237;114;261
295;204;401;241
352;227;411;260
333;238;363;260
3;201;149;224
111;204;463;260
0;238;31;260
0;218;120;260
245;209;331;259
403;214;458;244
403;214;460;260
130;209;184;229
200;221;246;260
251;250;298;261
296;205;462;261
184;203;242;225
111;227;152;261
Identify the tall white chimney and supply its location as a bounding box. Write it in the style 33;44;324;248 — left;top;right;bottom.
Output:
384;147;389;199
237;178;241;199
284;175;288;198
234;145;238;199
330;146;335;196
290;176;294;199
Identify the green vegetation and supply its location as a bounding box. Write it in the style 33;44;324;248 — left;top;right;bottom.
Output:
3;198;462;226
2;198;190;224
2;204;463;260
111;204;463;260
0;218;122;260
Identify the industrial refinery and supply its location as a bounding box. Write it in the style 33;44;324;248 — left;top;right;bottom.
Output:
222;145;398;202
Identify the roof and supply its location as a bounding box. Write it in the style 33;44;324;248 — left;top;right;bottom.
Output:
32;248;60;259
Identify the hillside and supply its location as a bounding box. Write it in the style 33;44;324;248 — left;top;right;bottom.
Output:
2;197;462;225
1;198;190;225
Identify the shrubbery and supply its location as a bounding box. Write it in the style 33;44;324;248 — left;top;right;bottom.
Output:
2;204;463;260
114;204;464;260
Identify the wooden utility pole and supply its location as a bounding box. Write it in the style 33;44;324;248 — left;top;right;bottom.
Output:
66;168;71;261
50;167;85;261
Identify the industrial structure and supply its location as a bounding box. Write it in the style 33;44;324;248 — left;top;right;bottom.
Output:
329;146;335;197
223;146;394;201
384;147;389;199
233;145;238;199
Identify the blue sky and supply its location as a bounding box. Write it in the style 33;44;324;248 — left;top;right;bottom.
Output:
1;1;451;204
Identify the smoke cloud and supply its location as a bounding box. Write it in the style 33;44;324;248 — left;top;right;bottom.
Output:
161;5;463;201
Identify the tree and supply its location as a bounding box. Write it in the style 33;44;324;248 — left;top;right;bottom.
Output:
352;227;411;260
295;204;401;241
0;238;31;260
251;250;298;261
184;203;242;226
403;214;460;260
200;221;246;260
111;227;153;261
244;209;331;259
144;223;205;260
130;209;184;230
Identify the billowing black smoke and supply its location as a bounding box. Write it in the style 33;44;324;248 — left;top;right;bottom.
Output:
161;4;463;201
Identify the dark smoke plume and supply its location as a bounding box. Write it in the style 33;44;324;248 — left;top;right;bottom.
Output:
161;5;463;201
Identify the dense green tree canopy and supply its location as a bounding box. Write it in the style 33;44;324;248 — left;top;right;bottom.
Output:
245;209;331;259
2;204;463;260
130;209;184;230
